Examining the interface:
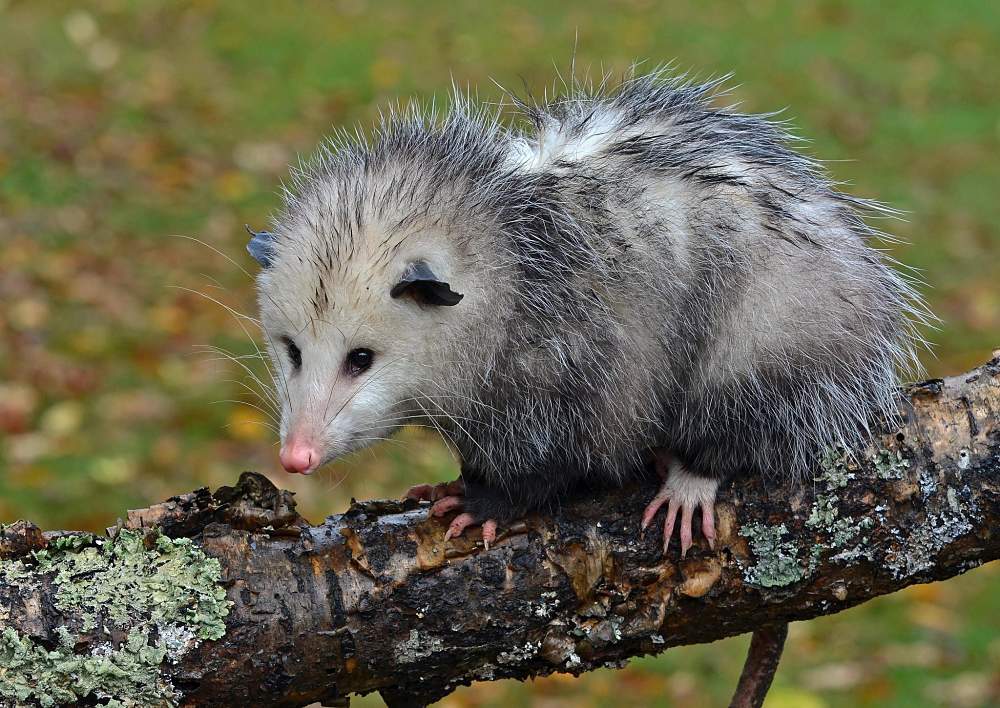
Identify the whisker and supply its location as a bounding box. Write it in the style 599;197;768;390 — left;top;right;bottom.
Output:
220;380;280;417
417;387;493;468
411;397;461;463
222;420;278;434
196;345;281;411
169;285;261;326
210;399;280;425
174;283;292;416
319;319;365;425
170;233;300;331
318;354;411;437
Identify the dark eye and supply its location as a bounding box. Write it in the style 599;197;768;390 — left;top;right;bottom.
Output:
345;348;374;376
281;336;302;371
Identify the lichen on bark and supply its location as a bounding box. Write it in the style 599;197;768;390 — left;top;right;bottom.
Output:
739;522;809;588
0;528;231;707
740;443;919;588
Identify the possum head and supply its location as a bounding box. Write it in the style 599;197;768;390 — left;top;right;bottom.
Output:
250;222;469;475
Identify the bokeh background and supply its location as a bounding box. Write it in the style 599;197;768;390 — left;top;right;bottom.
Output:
1;1;998;705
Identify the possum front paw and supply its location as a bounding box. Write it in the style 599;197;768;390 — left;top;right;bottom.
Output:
641;452;718;557
405;478;499;548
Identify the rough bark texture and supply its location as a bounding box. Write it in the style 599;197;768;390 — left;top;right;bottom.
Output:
2;356;998;707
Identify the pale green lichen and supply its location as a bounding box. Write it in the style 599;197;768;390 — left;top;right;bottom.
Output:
740;523;808;588
394;629;445;664
743;442;962;589
806;447;855;529
0;529;231;706
43;531;229;640
1;627;172;707
804;446;902;563
827;516;876;563
497;639;542;665
806;494;839;529
818;447;854;486
0;560;33;588
919;467;939;498
872;448;909;480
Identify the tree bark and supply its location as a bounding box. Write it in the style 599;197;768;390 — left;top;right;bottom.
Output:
1;355;998;707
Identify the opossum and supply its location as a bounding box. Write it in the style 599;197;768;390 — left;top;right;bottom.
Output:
248;70;928;556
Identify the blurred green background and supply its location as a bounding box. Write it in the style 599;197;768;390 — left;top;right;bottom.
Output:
1;0;997;706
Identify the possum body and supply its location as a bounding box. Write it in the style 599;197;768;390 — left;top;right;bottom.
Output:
251;71;928;545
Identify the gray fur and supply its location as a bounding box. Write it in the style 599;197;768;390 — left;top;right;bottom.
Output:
255;69;932;522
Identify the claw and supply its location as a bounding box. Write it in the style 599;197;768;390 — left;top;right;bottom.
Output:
482;519;498;550
641;488;671;532
406;478;502;548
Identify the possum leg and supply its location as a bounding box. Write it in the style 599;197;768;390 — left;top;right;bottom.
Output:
641;450;718;556
404;478;499;548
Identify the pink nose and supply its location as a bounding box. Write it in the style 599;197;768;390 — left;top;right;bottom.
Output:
279;438;318;474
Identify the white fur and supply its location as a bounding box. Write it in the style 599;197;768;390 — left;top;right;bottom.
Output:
663;461;719;509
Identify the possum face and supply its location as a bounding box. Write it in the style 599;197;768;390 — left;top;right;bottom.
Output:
250;224;468;475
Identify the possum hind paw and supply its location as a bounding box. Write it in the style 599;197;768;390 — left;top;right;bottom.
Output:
641;460;718;557
404;478;498;549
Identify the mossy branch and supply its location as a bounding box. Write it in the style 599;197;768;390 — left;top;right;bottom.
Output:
2;356;999;707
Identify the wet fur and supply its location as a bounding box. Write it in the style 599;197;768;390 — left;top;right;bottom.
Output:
257;70;931;522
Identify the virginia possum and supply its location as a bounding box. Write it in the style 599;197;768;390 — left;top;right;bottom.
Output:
248;70;928;556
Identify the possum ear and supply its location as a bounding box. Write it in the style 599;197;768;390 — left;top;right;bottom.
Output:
390;261;464;307
245;225;276;268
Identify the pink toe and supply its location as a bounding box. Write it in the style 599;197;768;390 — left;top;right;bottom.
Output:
431;495;464;516
444;512;477;541
663;499;680;553
641;491;670;530
407;479;465;502
702;505;717;549
680;504;694;557
482;519;498;549
405;483;434;501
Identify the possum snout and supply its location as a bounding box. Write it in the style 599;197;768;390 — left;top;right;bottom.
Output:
279;384;386;473
279;435;319;474
276;372;380;475
272;333;413;475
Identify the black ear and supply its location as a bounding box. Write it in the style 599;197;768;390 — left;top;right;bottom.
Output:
390;261;464;307
245;224;276;268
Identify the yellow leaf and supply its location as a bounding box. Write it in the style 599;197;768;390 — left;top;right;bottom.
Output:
40;401;84;436
214;171;253;201
764;687;827;708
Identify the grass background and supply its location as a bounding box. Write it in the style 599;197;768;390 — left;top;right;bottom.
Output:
1;1;998;705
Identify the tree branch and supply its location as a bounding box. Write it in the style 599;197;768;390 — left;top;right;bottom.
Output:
2;356;998;707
